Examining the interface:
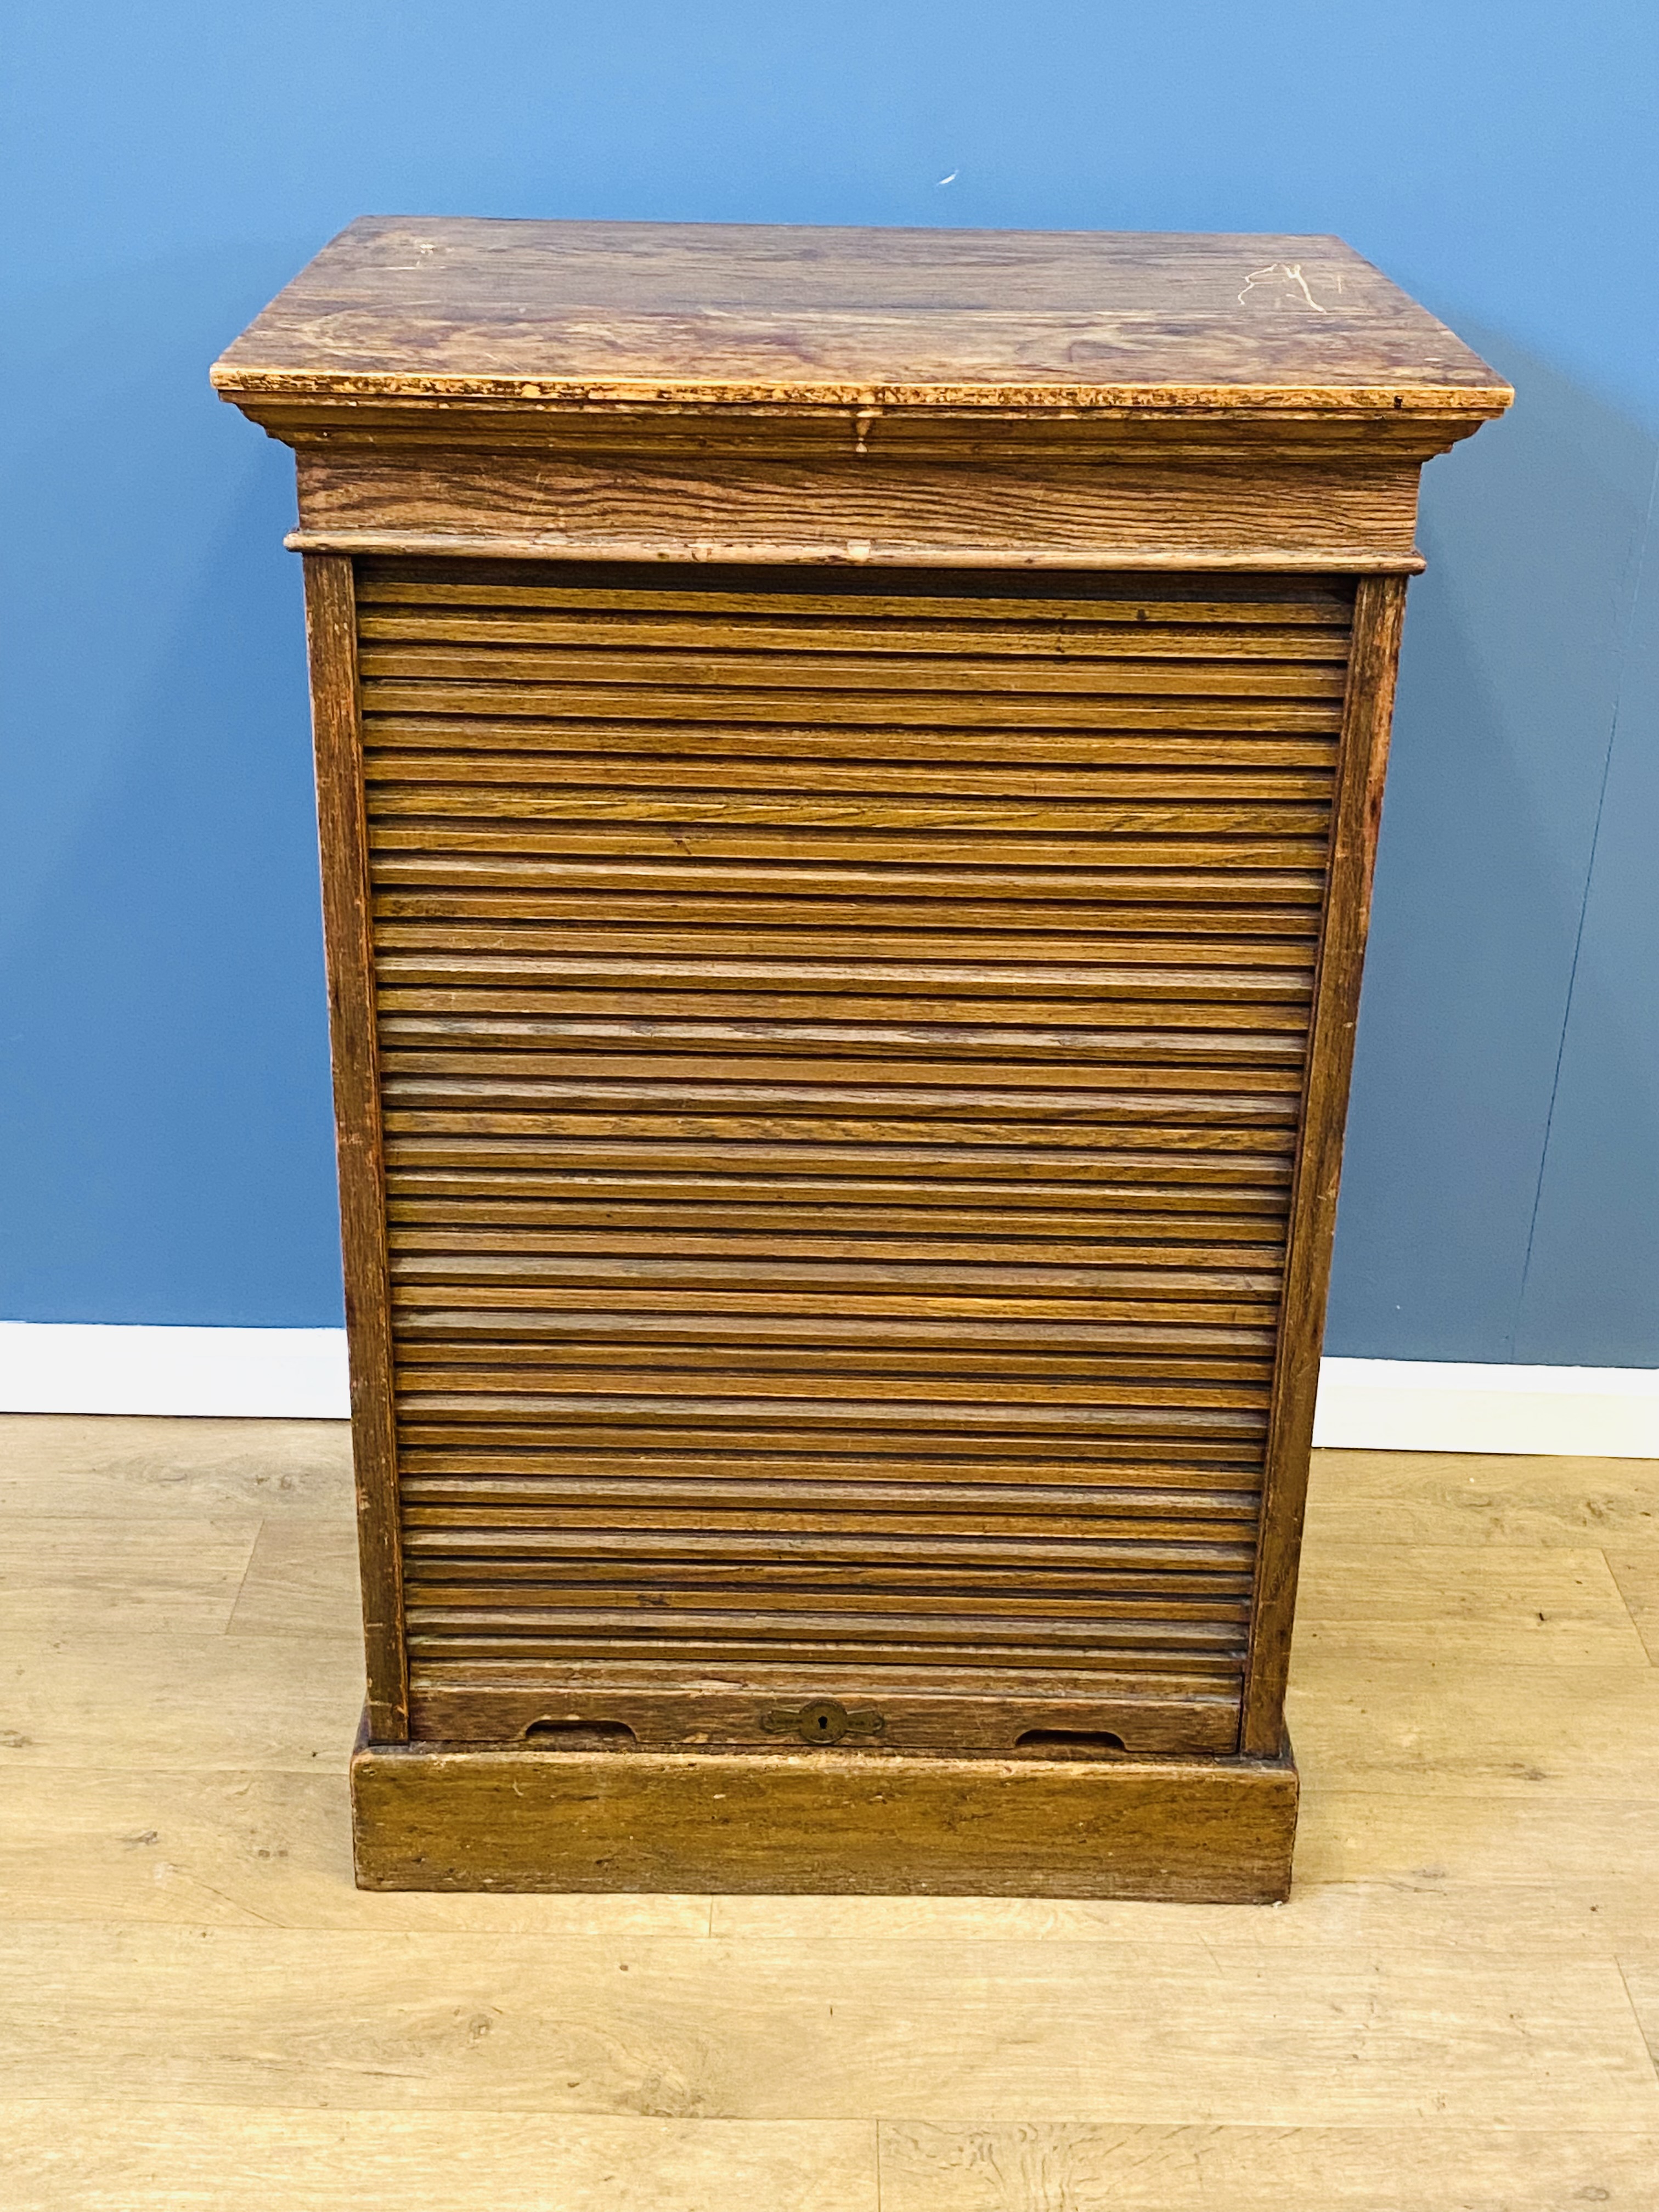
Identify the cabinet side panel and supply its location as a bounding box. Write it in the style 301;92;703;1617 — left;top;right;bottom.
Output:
1240;572;1407;1754
303;551;409;1740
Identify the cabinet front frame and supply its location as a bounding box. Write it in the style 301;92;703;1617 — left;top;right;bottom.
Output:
303;537;1408;1764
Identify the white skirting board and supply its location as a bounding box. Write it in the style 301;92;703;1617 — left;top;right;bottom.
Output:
0;1324;1656;1455
1311;1357;1659;1457
0;1324;351;1421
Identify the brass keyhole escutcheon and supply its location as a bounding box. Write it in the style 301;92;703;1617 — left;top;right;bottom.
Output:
760;1698;885;1747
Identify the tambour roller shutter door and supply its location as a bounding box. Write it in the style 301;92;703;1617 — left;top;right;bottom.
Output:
354;556;1353;1754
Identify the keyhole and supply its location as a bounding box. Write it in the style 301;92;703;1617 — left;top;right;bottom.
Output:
817;1713;829;1732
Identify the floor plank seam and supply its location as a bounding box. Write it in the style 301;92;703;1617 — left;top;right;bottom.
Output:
1613;1956;1659;2084
222;1513;269;1639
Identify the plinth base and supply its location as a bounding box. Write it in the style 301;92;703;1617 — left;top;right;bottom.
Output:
351;1719;1297;1903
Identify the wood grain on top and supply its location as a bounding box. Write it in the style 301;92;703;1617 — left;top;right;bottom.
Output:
212;218;1510;415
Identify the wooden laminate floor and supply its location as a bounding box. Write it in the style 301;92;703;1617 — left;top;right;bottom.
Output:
1;1415;1656;2209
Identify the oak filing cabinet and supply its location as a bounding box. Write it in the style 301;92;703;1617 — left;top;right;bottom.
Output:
215;220;1509;1899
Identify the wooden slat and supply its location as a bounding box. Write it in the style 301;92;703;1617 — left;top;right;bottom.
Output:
358;640;1350;699
396;1445;1265;1486
382;1092;1300;1132
375;996;1315;1036
398;1496;1263;1538
390;1306;1279;1350
366;793;1333;845
366;723;1342;770
374;883;1327;928
392;1357;1272;1407
374;955;1314;998
358;604;1352;650
366;826;1332;870
382;1138;1296;1184
399;1624;1249;1668
363;753;1336;804
367;853;1333;908
382;1169;1293;1210
394;1449;1264;1488
402;1548;1257;1594
382;1067;1305;1107
360;677;1346;731
386;1227;1285;1273
354;567;1358;625
379;1042;1307;1082
382;1116;1301;1170
386;1203;1288;1245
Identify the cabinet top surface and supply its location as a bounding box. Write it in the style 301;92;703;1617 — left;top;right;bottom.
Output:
212;217;1509;416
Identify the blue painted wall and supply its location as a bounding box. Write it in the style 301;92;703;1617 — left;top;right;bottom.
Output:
3;3;1655;1358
